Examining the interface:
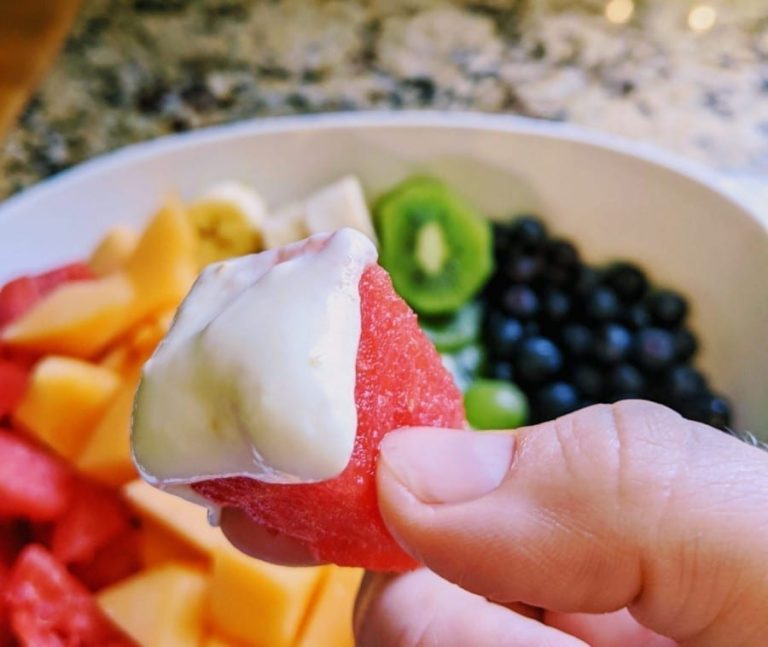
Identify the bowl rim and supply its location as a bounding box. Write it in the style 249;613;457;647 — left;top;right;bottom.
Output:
1;110;766;235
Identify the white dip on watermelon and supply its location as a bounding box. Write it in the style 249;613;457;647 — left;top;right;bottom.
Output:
131;228;377;489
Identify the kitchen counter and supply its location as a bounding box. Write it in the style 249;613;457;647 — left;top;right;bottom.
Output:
1;0;766;205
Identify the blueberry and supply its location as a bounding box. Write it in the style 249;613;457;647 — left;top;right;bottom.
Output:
634;328;676;371
501;285;539;319
536;382;581;420
608;364;645;397
593;323;633;364
673;328;698;361
585;287;620;321
547;239;580;269
484;313;524;360
523;320;541;338
560;323;593;358
492;222;516;259
571;364;604;398
508;215;548;249
682;393;733;430
604;262;648;302
665;365;707;401
514;336;563;383
573;266;601;298
542;289;571;322
488;361;515;381
647;290;688;327
504;254;543;283
623;303;652;329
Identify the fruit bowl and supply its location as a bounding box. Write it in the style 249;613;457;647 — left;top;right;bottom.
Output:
2;111;766;435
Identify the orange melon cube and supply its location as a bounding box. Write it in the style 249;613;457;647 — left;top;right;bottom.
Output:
208;544;324;647
1;273;136;358
122;480;224;558
138;519;209;568
203;635;247;647
13;356;120;459
76;382;139;486
125;197;198;316
296;567;364;647
89;226;139;276
98;562;208;647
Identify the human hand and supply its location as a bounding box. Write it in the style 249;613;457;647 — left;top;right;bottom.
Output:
222;401;768;646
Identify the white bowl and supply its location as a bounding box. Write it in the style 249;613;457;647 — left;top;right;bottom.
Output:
1;112;766;436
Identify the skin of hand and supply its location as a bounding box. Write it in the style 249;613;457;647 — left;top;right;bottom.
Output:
221;401;768;646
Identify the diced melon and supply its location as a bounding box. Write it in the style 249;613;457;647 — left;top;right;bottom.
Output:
99;344;133;374
122;480;224;558
125;197;198;316
128;309;174;356
139;520;209;568
98;562;208;647
13;357;120;459
1;273;136;358
89;226;139;276
76;383;139;486
208;544;324;647
203;635;246;647
296;567;364;647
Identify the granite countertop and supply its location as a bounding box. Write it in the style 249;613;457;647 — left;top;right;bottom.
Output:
1;0;766;208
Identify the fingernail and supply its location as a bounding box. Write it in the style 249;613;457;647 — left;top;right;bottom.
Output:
379;428;514;504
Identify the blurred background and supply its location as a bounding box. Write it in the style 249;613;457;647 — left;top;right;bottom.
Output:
0;0;766;204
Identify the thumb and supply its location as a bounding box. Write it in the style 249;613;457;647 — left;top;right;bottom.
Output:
376;401;768;646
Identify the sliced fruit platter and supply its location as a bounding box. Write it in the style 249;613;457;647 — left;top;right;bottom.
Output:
0;160;744;646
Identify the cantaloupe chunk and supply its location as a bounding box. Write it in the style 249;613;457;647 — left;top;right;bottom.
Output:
122;480;224;558
76;383;139;486
208;544;324;647
203;635;246;647
13;357;120;459
125;197;197;316
98;562;208;647
89;226;139;276
139;519;209;568
296;567;364;647
1;273;136;358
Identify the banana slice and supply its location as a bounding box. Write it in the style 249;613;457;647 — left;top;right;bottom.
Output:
188;182;267;267
262;202;309;250
304;176;377;243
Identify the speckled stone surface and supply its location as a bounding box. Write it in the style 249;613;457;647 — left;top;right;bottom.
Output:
1;0;767;202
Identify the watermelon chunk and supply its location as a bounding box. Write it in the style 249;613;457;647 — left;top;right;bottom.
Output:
4;544;136;646
0;566;10;646
69;530;142;592
51;480;134;565
0;430;73;521
0;262;92;328
193;264;466;571
0;522;24;569
0;360;29;418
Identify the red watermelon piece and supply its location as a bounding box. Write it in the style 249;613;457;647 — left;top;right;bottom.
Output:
51;480;134;565
193;264;466;571
0;360;29;418
0;566;10;646
0;430;73;522
4;544;136;646
69;530;142;592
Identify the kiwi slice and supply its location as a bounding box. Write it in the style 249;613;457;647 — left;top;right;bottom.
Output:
420;302;482;352
374;177;493;315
